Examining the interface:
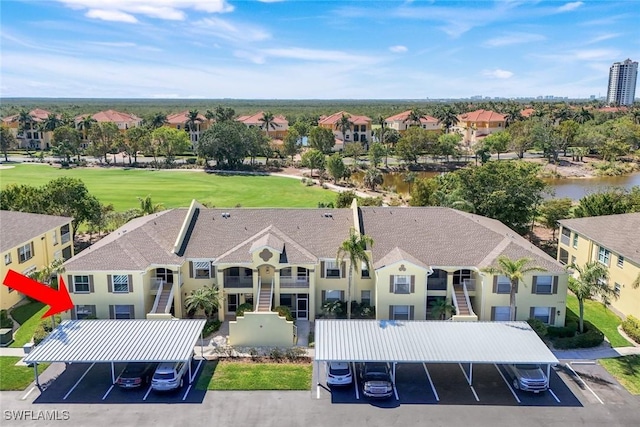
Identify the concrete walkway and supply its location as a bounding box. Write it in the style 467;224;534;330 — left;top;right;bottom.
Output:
0;347;27;357
552;345;640;360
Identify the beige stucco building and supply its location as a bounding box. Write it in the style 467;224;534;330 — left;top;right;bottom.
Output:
61;200;568;342
558;214;640;319
1;109;56;150
453;109;507;145
1;211;74;310
385;110;441;134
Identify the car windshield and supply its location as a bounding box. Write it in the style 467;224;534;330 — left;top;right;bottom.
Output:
364;372;389;381
515;364;541;370
154;373;175;380
330;367;350;376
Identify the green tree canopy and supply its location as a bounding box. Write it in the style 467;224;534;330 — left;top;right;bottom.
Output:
326;153;346;183
301;148;326;178
308;126;335;154
538;198;572;239
198;121;250;169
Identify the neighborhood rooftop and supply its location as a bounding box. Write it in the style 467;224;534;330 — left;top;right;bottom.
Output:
0;210;72;252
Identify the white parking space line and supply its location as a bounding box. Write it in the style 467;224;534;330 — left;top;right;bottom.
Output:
190;360;203;383
566;363;604;405
393;384;399;401
182;384;192;401
102;385;114;401
458;363;479;402
351;362;360;400
21;387;36;401
63;363;95;400
548;388;561;403
494;364;520;404
143;384;153;401
469;386;480;402
422;363;439;402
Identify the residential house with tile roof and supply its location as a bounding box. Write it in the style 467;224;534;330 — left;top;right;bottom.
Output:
166;111;210;150
236;111;289;140
1;211;74;310
61;200;569;346
1;109;56;150
453;109;507;145
558;213;640;319
385;110;441;134
74;110;143;148
318;111;372;150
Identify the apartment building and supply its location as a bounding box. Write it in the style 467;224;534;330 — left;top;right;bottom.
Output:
1;211;74;310
1;109;56;150
166;111;210;149
236;112;289;140
606;58;638;106
62;201;568;335
318;111;372;150
75;110;143;147
453;109;507;145
558;213;640;318
385;110;440;134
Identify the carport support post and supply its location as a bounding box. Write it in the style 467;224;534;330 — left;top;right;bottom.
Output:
547;364;551;383
188;359;192;384
469;363;473;385
111;362;115;384
33;363;40;388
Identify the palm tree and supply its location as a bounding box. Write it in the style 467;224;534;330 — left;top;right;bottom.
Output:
481;256;547;321
337;228;374;319
185;110;202;134
41;113;62;132
77;115;97;141
429;298;455;320
137;194;164;215
336;113;352;146
404;109;423;128
15;110;33;139
29;259;66;329
259;111;277;137
215;106;235;122
434;106;459;133
149;112;168;129
376;115;389;167
574;107;594;124
568;261;612;333
184;285;220;319
363;168;383;191
204;109;216;122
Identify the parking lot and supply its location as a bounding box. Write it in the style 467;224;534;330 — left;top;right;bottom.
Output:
33;360;206;404
318;362;584;407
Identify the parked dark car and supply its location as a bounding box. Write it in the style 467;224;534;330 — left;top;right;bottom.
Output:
359;363;393;399
116;363;158;389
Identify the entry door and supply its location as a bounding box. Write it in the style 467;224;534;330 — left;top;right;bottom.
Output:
227;294;239;313
296;297;308;320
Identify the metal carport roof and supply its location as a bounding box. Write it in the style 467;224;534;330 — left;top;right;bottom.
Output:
24;319;206;364
315;320;558;364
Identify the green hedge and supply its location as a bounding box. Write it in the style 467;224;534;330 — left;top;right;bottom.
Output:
202;319;222;337
235;303;254;317
547;322;578;338
622;316;640;344
554;321;604;349
33;315;61;345
0;310;13;329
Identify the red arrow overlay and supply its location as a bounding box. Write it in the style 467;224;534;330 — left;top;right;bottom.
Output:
3;270;74;318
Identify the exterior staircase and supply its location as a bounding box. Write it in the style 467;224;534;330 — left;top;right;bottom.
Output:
256;278;273;312
149;282;173;315
453;284;471;316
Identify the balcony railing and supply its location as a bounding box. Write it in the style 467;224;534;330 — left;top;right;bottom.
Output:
280;276;310;288
61;232;71;244
151;278;165;292
427;278;447;291
224;276;253;288
463;279;476;291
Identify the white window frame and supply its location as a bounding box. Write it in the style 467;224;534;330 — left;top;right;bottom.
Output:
617;255;624;268
361;261;370;278
394;275;410;294
18;243;33;263
325;290;341;302
114;305;132;319
535;276;553;294
496;275;511;294
73;275;90;293
598;247;610;266
532;307;552;324
325;260;341;278
194;261;211;279
361;290;371;306
494;306;510;321
393;305;410;320
112;275;129;293
4;253;11;265
75;305;95;320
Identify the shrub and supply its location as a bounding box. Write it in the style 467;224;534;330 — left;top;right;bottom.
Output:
235;303;254;317
284;347;307;361
274;306;294;322
554;325;604;349
547;323;578;339
269;347;284;362
202;319;222;337
622;315;640;344
0;310;13;329
527;318;548;338
186;157;197;165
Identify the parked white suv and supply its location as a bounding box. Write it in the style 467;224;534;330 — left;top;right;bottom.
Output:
326;362;353;386
151;362;188;392
504;363;549;393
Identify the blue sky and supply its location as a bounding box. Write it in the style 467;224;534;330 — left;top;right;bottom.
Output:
1;0;639;99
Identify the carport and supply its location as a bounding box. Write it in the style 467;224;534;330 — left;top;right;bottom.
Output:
24;319;206;394
315;320;559;400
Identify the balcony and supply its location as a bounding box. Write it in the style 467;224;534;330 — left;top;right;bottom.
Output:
427;277;447;291
61;232;71;244
224;276;253;288
280;276;310;288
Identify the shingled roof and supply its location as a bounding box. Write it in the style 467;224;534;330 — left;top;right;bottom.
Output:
1;211;72;252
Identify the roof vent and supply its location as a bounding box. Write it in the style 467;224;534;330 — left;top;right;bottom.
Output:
323;213;333;218
222;213;231;218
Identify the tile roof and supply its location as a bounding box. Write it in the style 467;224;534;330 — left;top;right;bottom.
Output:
1;109;54;124
318;111;371;126
385;110;439;124
0;211;72;252
166;111;208;125
520;108;535;118
457;109;506;122
559;213;640;264
236;111;288;126
77;110;142;124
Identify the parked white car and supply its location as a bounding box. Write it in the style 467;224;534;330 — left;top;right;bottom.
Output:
326;362;353;386
504;363;549;393
151;362;188;392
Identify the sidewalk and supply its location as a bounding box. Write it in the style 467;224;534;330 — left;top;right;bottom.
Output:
552;345;640;360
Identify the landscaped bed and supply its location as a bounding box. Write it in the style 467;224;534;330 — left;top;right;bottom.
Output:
0;357;49;391
599;355;640;395
9;302;46;348
566;294;630;348
196;360;312;391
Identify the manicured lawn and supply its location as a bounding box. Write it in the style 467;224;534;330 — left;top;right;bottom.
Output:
0;164;335;211
0;357;49;390
197;361;312;390
600;355;640;395
9;302;46;348
566;294;630;348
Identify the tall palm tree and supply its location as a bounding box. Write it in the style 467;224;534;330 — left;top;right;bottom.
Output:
41;113;62;132
568;261;612;333
434;106;459;133
481;256;546;321
184;285;220;319
259;111;277;136
149;112;168;129
215;106;235;122
336;113;352;146
137;194;164;215
337;228;374;319
574;107;594;124
405;108;423;128
376;115;389;167
77;115;97;141
15;109;33;138
363;168;383;191
429;298;455;320
185;110;202;133
204;109;216;122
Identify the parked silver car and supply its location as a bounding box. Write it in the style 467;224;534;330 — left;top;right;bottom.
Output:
504;363;549;393
151;362;188;392
360;363;393;399
326;362;353;386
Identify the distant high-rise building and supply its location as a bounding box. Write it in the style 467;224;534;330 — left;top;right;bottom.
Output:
606;58;638;106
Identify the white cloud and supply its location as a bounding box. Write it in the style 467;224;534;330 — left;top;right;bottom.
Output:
192;17;271;43
262;47;378;65
482;69;514;79
483;32;545;47
56;0;234;23
585;33;621;44
257;0;286;3
389;45;408;53
85;9;138;23
557;2;583;13
88;41;138;47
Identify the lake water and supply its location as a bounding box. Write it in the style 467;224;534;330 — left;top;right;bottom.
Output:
350;170;640;200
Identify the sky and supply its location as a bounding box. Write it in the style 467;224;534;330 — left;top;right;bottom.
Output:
1;0;639;99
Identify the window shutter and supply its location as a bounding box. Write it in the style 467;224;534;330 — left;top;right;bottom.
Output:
109;305;115;319
341;262;346;278
531;276;537;294
89;275;94;293
321;290;326;302
389;275;394;293
552;276;558;294
529;307;535;319
71;306;76;319
550;307;556;325
211;265;216;279
492;276;498;293
30;242;34;255
130;305;135;319
189;261;194;278
128;275;133;293
320;261;325;278
410;275;415;293
389;305;393;319
491;307;496;320
409;305;415;320
67;275;73;293
107;275;113;293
